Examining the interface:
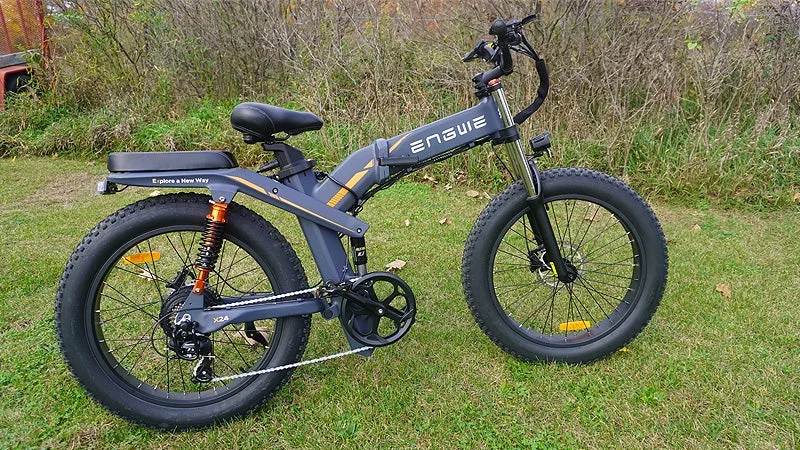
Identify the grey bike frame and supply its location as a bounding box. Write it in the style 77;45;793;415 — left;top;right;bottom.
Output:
104;88;534;349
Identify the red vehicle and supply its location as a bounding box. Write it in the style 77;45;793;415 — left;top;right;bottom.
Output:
0;0;45;106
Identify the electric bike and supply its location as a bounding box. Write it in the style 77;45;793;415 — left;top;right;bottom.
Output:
55;15;668;429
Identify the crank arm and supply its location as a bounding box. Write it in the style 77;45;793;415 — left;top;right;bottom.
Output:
340;291;407;322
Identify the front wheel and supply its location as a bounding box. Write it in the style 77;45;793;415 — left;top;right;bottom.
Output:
56;193;311;429
462;168;668;363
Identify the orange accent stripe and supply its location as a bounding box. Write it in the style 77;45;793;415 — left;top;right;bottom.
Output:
226;175;355;233
388;134;410;153
327;169;368;207
227;176;266;194
363;159;375;169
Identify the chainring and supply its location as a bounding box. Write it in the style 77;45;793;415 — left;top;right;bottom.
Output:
341;272;416;347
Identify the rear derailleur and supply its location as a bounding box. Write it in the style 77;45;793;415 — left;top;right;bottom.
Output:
162;284;215;382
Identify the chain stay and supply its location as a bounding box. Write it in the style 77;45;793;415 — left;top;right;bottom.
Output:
202;279;369;382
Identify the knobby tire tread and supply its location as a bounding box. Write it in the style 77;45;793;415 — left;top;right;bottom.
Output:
462;168;668;364
55;193;311;430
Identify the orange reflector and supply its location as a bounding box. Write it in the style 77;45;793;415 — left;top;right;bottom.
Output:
123;252;161;265
558;320;591;331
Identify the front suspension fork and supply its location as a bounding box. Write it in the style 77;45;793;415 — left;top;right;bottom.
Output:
490;83;572;283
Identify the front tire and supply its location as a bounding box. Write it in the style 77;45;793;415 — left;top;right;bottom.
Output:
462;168;668;363
56;193;311;429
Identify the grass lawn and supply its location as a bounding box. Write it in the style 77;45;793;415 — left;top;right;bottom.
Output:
0;157;797;449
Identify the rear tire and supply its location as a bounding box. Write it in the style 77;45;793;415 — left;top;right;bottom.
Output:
462;168;667;363
56;193;311;429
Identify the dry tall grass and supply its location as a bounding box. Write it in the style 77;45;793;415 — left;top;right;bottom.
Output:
9;0;800;206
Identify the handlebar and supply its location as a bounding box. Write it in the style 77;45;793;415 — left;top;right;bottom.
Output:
463;14;549;125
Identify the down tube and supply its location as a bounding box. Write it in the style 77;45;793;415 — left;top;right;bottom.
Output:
297;217;353;282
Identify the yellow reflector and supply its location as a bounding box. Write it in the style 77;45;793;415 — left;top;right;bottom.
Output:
123;252;161;265
558;321;591;331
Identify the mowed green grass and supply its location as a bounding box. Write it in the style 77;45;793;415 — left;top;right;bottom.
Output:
0;157;797;449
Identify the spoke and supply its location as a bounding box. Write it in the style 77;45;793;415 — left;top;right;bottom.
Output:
98;300;160;313
214;251;251;281
242;275;271;296
220;328;255;370
179;231;198;278
566;283;595;336
165;233;191;270
499;237;531;260
99;303;159;325
211;338;265;349
584;258;637;268
543;282;557;335
217;244;241;297
522;215;532;254
165;355;171;395
579;275;633;291
493;266;530;275
144;239;165;302
564;280;574;337
580;268;636;281
112;264;170;284
574;204;601;254
582;237;634;262
107;340;153;354
211;239;229;293
518;280;561;330
576;276;627;305
565;199;577;248
494;282;539;298
496;247;531;263
567;283;601;327
577;220;626;258
502;285;539;316
219;265;262;284
574;212;619;254
575;276;618;311
112;333;150;368
213;349;244;376
549;201;565;244
178;357;188;394
494;262;530;267
126;332;157;374
100;285;159;321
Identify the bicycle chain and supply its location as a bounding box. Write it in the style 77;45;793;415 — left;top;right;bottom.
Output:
212;346;373;382
207;286;320;309
202;279;371;382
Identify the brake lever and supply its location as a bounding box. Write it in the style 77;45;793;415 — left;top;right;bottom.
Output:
462;40;497;63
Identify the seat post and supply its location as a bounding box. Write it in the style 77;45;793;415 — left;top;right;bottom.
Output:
262;142;306;167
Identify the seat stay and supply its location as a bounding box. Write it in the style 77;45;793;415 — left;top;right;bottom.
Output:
106;168;368;238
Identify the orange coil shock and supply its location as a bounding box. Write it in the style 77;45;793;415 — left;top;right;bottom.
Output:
193;201;229;294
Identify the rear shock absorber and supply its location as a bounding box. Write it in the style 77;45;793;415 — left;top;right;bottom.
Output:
193;201;229;295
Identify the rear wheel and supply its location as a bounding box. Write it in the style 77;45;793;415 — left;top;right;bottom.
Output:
462;168;667;363
56;193;311;429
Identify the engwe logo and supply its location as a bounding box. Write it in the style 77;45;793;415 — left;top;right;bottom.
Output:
409;115;486;153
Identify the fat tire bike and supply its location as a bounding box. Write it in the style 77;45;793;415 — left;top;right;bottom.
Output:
55;15;667;429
